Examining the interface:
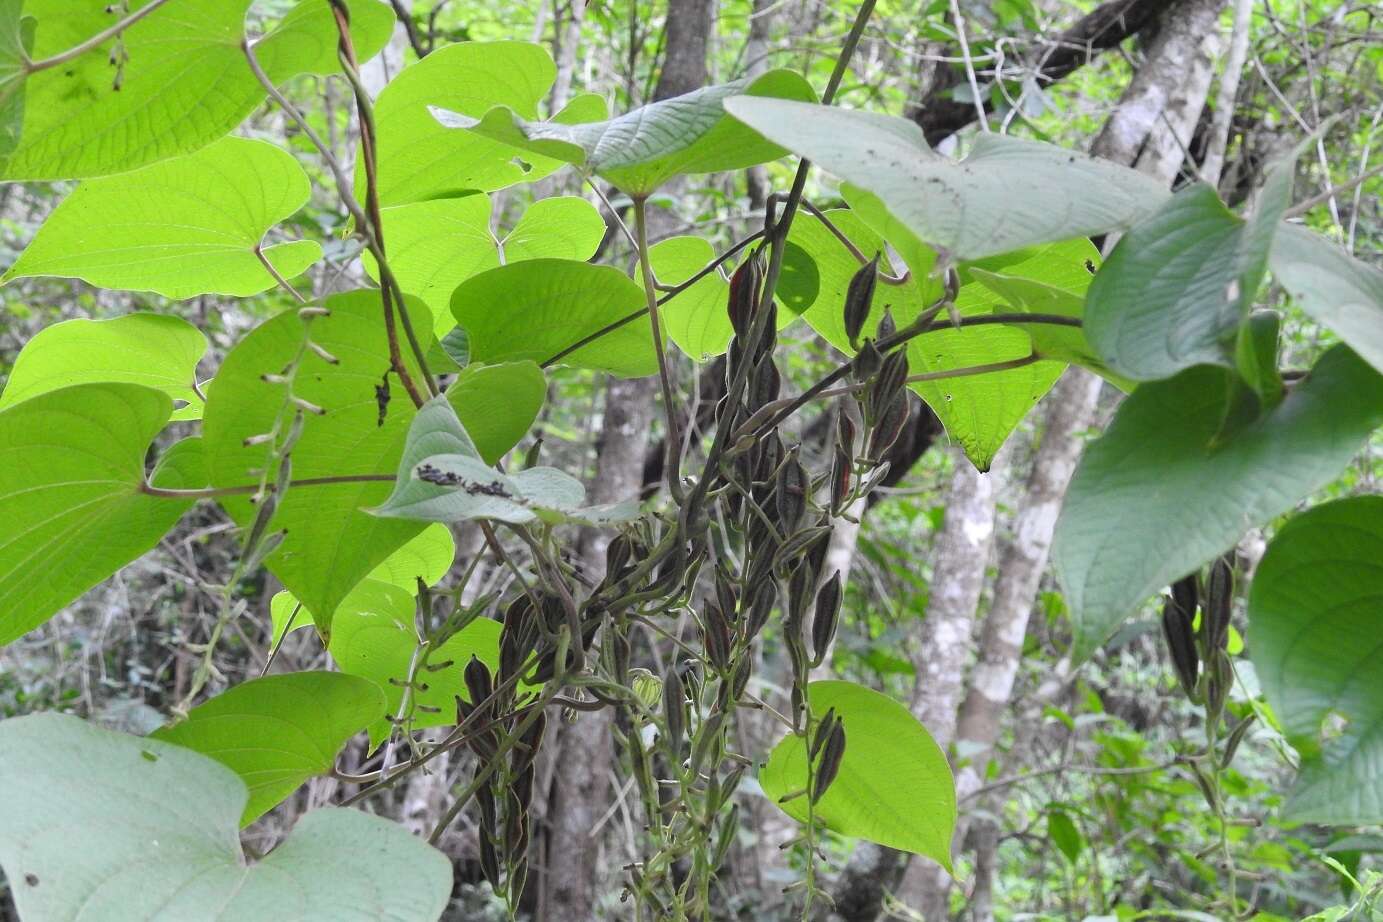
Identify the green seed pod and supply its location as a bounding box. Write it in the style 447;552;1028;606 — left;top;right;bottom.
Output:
690;712;725;776
811;721;847;804
662;666;686;760
811;571;843;666
1220;712;1256;769
713;803;740;869
844;253;880;350
630;668;662;711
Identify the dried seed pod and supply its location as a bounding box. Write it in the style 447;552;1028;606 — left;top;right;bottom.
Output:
836;407;858;456
809;708;838;761
804;524;832;584
1161;579;1200;701
730;655;752;701
852;338;883;383
830;444;853;513
811;571;843;666
1203;556;1234;653
1189;760;1219;811
775;449;810;533
844;253;880;350
745;582;777;639
513;711;548;775
703;603;732;673
713;804;740;869
875;307;897;342
870;348;909;418
773;524;832;574
1205;648;1234;728
867;392;910;462
500;594;540;681
478;827;501;888
605;533;634;585
750;355;782;410
727;254;763;339
464;655;494;717
752;301;779;364
714;566;739;621
811;721;846;804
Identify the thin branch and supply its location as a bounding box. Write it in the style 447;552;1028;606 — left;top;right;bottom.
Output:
140;473;395;500
254;244;308;304
950;0;989;133
1284;161;1383;219
24;0;176;74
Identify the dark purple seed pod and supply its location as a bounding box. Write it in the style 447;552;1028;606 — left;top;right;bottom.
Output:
714;566;739;621
871;348;909;416
810;708;838;761
811;721;847;804
703;603;732;673
727;255;763;339
1161;577;1200;700
844;253;880;350
811;570;843;666
867;392;910;462
853;338;883;383
464;655;493;715
662;666;686;760
775;450;809;534
746;582;777;639
1203;556;1234;653
830;444;853;513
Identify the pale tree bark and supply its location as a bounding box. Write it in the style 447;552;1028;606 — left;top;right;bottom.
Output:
1201;0;1255;188
743;0;778;210
915;2;1227;917
540;3;715;918
831;1;1227;917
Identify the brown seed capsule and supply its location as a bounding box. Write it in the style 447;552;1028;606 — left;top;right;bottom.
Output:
751;355;782;411
773;524;832;575
1204;556;1234;653
804;525;832;585
478;827;501;888
730;655;752;701
500;594;540;681
812;721;847;804
844;253;880;350
811;571;843;666
787;560;815;627
727;254;763;339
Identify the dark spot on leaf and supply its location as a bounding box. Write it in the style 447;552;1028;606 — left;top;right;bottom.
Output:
1084;259;1096;274
24;874;38;887
512;157;533;173
140;750;158;762
416;463;513;498
375;370;392;427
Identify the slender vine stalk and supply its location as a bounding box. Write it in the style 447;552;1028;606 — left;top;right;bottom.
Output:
633;196;686;502
23;0;177;74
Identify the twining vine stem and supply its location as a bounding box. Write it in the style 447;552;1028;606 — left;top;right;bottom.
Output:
23;0;177;74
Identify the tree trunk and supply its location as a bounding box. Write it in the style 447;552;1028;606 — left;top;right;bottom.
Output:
540;3;715;918
831;0;1226;917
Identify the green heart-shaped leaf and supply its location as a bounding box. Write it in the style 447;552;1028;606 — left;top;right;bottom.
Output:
1054;345;1383;662
723;98;1169;261
451;258;656;376
1249;495;1383;825
433;70;815;196
0;384;194;645
151;672;386;825
1271;223;1383;376
0;313;207;420
3;0;392;180
204;291;544;633
4;137;319;298
760;680;956;870
0;713;451;921
370;41;602;206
